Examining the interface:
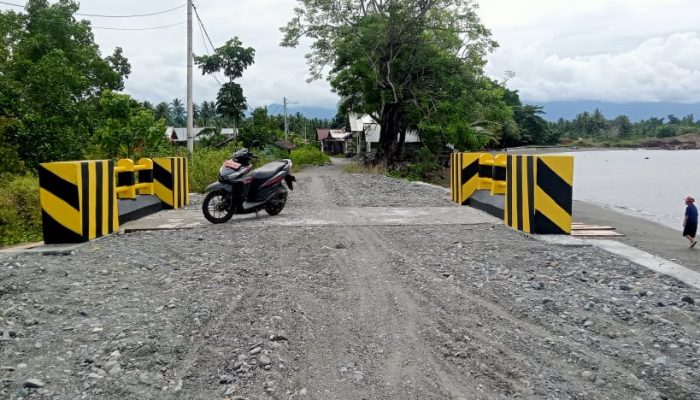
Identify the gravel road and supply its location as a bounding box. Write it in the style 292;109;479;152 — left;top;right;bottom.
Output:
2;160;700;399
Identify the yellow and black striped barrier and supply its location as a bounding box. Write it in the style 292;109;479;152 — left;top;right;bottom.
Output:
451;152;573;234
38;160;119;244
153;157;189;209
490;154;507;195
39;156;190;244
115;158;155;199
477;153;494;190
450;152;480;205
505;155;573;234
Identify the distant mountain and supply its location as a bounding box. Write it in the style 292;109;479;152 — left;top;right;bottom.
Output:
257;100;700;123
532;101;700;122
265;104;338;120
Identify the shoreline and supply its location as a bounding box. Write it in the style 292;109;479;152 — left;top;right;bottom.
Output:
573;200;699;272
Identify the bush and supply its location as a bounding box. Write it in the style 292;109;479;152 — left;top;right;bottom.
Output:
386;147;444;184
0;175;42;247
290;146;330;166
188;146;237;193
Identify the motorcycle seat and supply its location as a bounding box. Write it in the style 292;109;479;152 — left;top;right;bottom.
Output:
250;161;288;180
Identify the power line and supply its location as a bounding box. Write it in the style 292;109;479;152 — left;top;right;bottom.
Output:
0;1;187;18
191;4;226;85
77;4;186;18
192;4;217;54
195;17;222;85
92;21;186;31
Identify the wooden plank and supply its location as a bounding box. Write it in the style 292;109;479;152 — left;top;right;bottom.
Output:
572;230;625;237
571;224;616;231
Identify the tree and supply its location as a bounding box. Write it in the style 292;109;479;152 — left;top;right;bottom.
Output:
195;37;254;127
154;101;172;124
94;91;168;159
0;0;128;169
281;0;498;162
515;104;556;145
611;115;632;137
215;82;247;125
238;107;281;146
170;98;186;126
105;47;131;91
197;101;218;126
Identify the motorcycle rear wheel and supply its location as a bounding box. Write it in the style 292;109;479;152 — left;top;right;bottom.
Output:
264;190;288;216
202;189;235;224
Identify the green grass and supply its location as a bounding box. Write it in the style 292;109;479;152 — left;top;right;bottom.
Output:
290;146;331;167
344;163;388;175
188;147;236;193
0;174;42;247
188;145;329;193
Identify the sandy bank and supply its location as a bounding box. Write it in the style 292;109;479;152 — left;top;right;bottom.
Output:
573;200;699;272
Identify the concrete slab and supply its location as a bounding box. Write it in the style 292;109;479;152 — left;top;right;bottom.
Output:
538;235;700;290
587;239;700;290
121;206;500;231
0;241;86;256
469;190;505;220
118;195;163;224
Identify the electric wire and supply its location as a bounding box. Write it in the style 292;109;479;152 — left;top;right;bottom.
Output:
76;4;185;18
0;1;186;18
195;17;222;86
92;21;186;31
191;3;226;85
192;4;217;54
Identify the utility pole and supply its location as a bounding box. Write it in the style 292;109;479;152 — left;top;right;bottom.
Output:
283;97;288;141
186;0;194;154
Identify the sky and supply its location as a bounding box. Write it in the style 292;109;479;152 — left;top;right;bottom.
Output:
3;0;700;109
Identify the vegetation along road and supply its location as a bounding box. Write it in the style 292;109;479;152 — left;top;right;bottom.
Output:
2;161;700;399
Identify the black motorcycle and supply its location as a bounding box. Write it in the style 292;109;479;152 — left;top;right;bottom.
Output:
202;147;296;224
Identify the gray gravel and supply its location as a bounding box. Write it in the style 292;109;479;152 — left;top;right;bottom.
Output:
324;173;454;207
1;163;700;399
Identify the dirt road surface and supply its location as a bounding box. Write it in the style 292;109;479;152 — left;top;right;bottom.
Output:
2;160;700;399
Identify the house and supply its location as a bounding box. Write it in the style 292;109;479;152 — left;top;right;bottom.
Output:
348;113;421;153
317;128;353;154
165;127;238;143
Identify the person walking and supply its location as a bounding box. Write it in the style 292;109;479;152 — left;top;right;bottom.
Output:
683;196;697;248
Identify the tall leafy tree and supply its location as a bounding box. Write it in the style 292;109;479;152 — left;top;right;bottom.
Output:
281;0;499;162
105;46;131;91
95;91;168;159
195;37;254;127
0;0;128;169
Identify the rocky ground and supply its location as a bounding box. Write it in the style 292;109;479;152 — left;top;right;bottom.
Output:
2;162;700;399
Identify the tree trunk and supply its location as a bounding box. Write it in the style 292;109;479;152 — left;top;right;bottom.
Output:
395;129;407;161
358;127;367;158
376;103;402;164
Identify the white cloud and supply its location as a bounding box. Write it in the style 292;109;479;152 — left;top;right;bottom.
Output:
3;0;699;106
480;0;700;103
487;32;700;102
86;0;338;108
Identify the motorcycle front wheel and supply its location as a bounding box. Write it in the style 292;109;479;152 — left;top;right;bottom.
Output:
202;189;235;224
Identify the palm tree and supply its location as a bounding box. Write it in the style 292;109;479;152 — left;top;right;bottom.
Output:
170;98;186;127
154;102;172;125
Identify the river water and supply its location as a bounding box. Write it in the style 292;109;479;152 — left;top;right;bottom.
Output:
562;149;700;229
